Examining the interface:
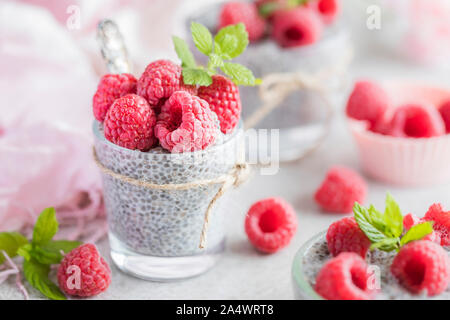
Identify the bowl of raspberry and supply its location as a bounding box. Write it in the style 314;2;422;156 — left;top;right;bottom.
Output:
346;80;450;186
184;0;352;162
292;195;450;300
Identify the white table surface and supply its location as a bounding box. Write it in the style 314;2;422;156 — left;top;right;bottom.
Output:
2;54;450;300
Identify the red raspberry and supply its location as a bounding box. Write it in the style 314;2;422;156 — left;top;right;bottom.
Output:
197;75;241;134
403;213;441;244
346;81;390;126
137;60;196;113
388;104;445;138
245;197;297;253
391;240;450;296
311;0;340;25
315;252;377;300
423;203;450;246
314;166;368;213
103;94;156;151
326;217;371;258
271;7;323;48
438;100;450;133
92;73;137;122
154;91;218;153
57;244;111;297
218;2;266;42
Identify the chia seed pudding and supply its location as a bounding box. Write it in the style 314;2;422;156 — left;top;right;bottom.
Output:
93;121;244;257
294;232;450;300
185;1;351;161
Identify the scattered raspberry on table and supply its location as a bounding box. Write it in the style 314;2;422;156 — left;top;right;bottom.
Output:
314;166;367;213
245;197;298;253
57;244;111;297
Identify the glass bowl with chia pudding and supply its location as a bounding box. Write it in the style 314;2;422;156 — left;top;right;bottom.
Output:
183;0;352;162
94;120;244;281
292;232;450;300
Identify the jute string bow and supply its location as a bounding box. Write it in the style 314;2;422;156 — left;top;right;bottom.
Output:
93;20;353;249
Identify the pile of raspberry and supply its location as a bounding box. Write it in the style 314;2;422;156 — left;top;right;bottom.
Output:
92;60;242;153
346;80;450;138
315;204;450;300
218;0;340;48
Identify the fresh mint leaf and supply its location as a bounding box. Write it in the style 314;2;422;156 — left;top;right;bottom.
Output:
208;53;224;68
23;259;66;300
17;243;32;261
172;36;197;68
353;202;386;244
214;23;248;59
214;34;237;60
43;240;82;254
368;204;388;234
0;232;28;264
258;2;279;18
370;237;399;252
384;193;403;238
32;207;58;247
191;22;213;56
182;68;212;86
221;62;256;86
400;222;433;247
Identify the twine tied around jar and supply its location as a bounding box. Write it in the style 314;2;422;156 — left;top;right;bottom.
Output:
92;148;251;249
243;47;354;130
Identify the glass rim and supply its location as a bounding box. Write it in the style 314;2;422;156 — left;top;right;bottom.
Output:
93;120;244;158
291;231;327;300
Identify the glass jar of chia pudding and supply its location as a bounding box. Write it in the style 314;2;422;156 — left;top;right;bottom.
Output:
292;232;450;300
93;120;244;281
184;1;352;162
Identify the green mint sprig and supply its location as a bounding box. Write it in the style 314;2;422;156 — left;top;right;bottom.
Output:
353;193;434;252
259;0;309;18
0;207;81;300
173;22;260;87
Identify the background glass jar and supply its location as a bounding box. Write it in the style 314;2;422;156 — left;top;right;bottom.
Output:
93;121;244;281
185;0;352;162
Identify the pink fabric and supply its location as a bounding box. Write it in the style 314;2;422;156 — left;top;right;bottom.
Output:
1;0;185;232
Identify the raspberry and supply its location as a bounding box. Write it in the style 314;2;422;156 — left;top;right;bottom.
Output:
438;100;450;133
92;73;137;122
391;240;450;296
314;166;368;213
197;75;241;134
154;91;218;153
423;203;450;246
403;213;441;244
245;197;297;253
218;2;266;42
57;244;111;297
271;7;323;48
313;0;340;24
326;217;371;258
137;60;196;113
346;81;390;126
103;94;156;151
388;104;445;138
315;252;377;300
